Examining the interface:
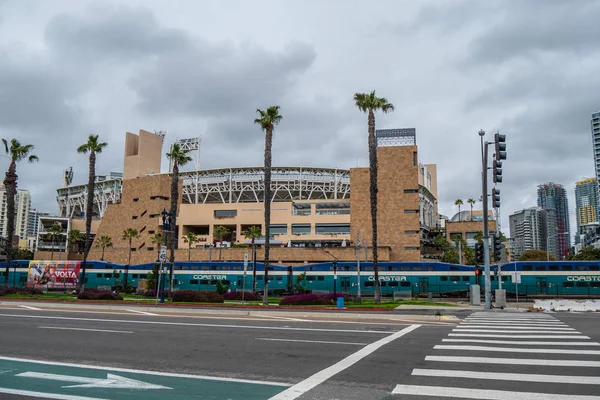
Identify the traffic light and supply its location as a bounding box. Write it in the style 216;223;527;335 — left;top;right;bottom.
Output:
475;243;484;264
494;132;507;161
493;234;502;261
492;188;501;208
475;266;482;279
493;159;502;183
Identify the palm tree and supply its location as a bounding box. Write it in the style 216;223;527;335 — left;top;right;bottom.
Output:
48;223;63;260
467;198;476;221
243;225;262;293
254;105;282;305
454;199;464;221
182;232;198;261
122;228;139;289
2;139;38;285
95;235;113;261
67;229;84;255
213;226;230;261
166;143;193;290
150;232;164;261
353;91;394;305
77;134;108;291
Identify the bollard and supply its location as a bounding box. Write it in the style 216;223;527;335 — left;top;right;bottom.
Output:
471;284;481;306
337;297;344;309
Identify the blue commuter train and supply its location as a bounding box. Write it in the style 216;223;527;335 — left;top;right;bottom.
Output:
4;259;600;298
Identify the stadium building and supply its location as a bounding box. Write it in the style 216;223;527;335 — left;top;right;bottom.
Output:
38;129;439;265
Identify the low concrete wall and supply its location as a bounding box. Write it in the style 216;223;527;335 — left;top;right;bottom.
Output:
535;299;600;312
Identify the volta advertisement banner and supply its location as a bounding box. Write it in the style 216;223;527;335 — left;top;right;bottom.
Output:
27;260;81;289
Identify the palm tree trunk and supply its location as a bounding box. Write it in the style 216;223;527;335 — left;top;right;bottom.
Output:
101;246;105;261
263;127;273;305
470;205;473;221
458;205;461;221
188;245;191;261
219;240;222;261
169;164;178;292
367;110;380;304
252;240;257;293
3;160;17;286
80;151;96;292
51;236;55;260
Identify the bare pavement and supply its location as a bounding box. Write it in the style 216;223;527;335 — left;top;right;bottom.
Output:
0;300;598;400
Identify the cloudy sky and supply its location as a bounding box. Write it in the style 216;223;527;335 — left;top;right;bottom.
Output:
1;0;598;238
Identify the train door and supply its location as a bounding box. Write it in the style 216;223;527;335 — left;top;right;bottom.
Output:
340;278;350;294
419;278;429;295
237;277;244;291
536;277;547;295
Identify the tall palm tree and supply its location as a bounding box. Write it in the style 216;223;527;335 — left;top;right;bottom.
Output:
182;232;198;261
48;223;63;260
2;139;38;285
165;143;193;290
243;225;262;293
122;228;139;289
254;105;282;305
467;198;476;221
67;229;84;255
77;134;108;291
454;199;464;221
213;225;230;261
95;235;113;261
150;232;164;261
353;91;394;305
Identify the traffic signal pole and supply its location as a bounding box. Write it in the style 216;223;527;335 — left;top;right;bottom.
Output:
479;130;492;309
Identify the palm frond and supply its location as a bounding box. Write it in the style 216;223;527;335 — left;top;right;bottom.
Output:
2;139;8;155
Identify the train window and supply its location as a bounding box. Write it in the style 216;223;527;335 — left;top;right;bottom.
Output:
257;276;263;280
491;276;495;281
401;266;410;271
388;266;397;271
365;267;374;271
591;282;600;287
450;276;460;281
535;266;546;271
222;266;231;270
200;280;208;284
96;273;102;278
317;276;324;281
548;266;558;271
413;266;423;271
522;266;533;271
562;282;574;287
589;266;600;271
210;280;218;284
381;282;387;286
400;281;411;287
364;281;374;287
345;266;350;271
389;282;399;287
450;266;459;271
232;266;242;271
190;279;198;285
201;266;210;270
576;265;586;271
307;276;315;281
440;276;448;281
576;282;588;287
561;266;573;271
502;276;508;282
222;280;230;285
462;277;470;281
104;273;112;278
132;274;138;278
276;276;283;280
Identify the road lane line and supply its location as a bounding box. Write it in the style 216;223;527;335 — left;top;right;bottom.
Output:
268;324;420;400
0;313;396;334
392;384;600;399
259;315;309;322
449;333;591;339
127;310;158;316
425;355;600;367
412;368;600;384
443;338;600;346
0;387;107;400
434;345;600;355
17;305;41;310
0;356;290;387
39;326;133;334
453;329;580;333
256;338;367;346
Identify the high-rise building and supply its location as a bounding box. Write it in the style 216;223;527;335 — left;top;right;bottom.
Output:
575;178;599;243
509;207;547;260
27;209;50;237
592;112;600;200
538;182;571;259
0;184;31;240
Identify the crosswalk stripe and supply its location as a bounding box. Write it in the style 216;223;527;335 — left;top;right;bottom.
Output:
461;320;566;325
442;338;600;346
448;333;591;339
433;345;600;355
452;329;581;334
425;355;600;367
412;369;600;385
465;318;562;323
455;325;575;330
391;384;600;399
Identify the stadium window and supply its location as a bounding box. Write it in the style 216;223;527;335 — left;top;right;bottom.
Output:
404;210;418;214
133;198;139;202
404;230;419;234
403;189;418;194
214;210;237;218
405;246;419;251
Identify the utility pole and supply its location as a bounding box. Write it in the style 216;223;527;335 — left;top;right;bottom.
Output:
356;234;361;301
480;129;492;309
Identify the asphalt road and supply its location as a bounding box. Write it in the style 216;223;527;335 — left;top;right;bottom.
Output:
1;303;598;399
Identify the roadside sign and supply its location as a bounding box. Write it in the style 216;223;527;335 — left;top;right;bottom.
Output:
159;246;167;262
243;253;248;273
511;272;521;284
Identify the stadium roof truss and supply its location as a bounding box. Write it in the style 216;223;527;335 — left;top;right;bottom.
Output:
179;167;350;204
56;179;122;219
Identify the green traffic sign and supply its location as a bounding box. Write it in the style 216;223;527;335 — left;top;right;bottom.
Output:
0;356;288;400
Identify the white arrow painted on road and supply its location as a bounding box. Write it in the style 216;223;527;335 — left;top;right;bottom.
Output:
16;372;171;390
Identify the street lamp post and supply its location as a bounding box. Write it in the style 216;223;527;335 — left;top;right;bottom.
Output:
355;234;361;301
324;251;339;299
159;209;173;304
547;232;569;261
479;129;492;309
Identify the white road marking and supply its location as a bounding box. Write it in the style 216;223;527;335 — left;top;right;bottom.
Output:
456;325;575;330
425;355;600;367
259;315;309;322
434;345;600;355
256;338;367;346
268;324;420;400
0;356;290;387
452;329;580;334
127;310;158;316
17;371;170;390
39;326;133;334
443;338;600;346
460;322;567;327
412;368;600;384
464;318;562;323
0;387;107;400
392;384;600;399
17;305;41;310
0;313;395;334
448;333;591;339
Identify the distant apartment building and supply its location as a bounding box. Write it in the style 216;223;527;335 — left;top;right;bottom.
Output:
575;178;599;244
0;184;31;240
509;207;547;260
27;209;50;251
592;111;600;202
538;182;571;259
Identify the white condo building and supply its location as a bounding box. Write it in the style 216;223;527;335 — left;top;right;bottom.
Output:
0;184;31;240
509;207;547;260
